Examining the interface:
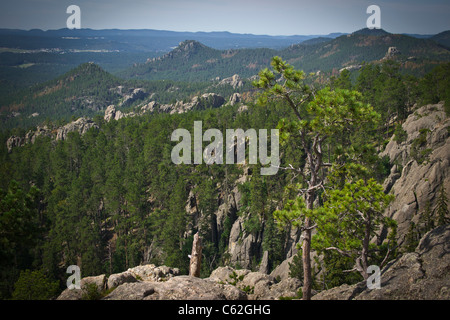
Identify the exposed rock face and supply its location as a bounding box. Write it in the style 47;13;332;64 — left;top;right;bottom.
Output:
182;162;246;261
164;93;225;114
57;264;179;300
198;93;226;109
6;118;99;151
219;74;244;88
384;46;400;59
7;118;97;151
57;274;106;300
103;265;179;290
207;266;301;300
56;117;99;141
104;276;246;300
229;93;241;106
270;256;294;282
26;125;52;144
380;102;450;243
208;266;250;283
237;104;249;113
228;216;260;269
259;251;270;274
312;224;450;300
107;271;137;289
140;101;158;114
129;264;179;282
104;105;126;122
104;105;115;122
215;174;244;236
119;88;147;107
57;263;301;300
339;65;361;73
6;136;24;153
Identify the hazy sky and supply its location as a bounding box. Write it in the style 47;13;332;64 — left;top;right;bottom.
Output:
0;0;449;35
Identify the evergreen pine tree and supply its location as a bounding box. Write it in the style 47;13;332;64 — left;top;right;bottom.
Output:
436;184;449;226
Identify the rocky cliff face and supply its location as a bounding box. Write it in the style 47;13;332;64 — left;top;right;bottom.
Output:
103;93;226;120
6;118;98;152
312;224;450;300
55;118;99;141
380;102;450;244
119;88;147;107
6;125;54;152
158;93;225;114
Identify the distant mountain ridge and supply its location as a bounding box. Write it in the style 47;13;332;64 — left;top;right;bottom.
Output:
0;28;346;51
122;29;450;81
1;27;449;100
281;28;450;73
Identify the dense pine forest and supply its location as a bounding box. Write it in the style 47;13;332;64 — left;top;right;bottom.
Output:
1;50;449;299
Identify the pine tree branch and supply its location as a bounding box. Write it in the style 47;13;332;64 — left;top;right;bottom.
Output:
324;246;352;257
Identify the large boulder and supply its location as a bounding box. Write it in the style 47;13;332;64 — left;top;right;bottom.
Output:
128;264;180;282
107;271;137;289
207;266;250;283
270;256;295;281
256;277;302;300
56;264;180;300
103;276;247;300
57;274;106;300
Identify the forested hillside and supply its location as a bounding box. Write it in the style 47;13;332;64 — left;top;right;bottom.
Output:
0;62;251;130
120;40;277;81
1;55;449;299
281;29;450;74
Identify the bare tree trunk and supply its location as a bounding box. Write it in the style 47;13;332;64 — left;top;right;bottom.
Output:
301;144;320;300
361;219;371;280
189;232;202;277
108;242;112;276
302;217;312;300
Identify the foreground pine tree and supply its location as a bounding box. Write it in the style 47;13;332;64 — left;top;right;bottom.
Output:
254;56;380;299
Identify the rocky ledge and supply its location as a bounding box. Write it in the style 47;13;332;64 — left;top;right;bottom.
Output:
312;224;450;300
57;263;301;300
